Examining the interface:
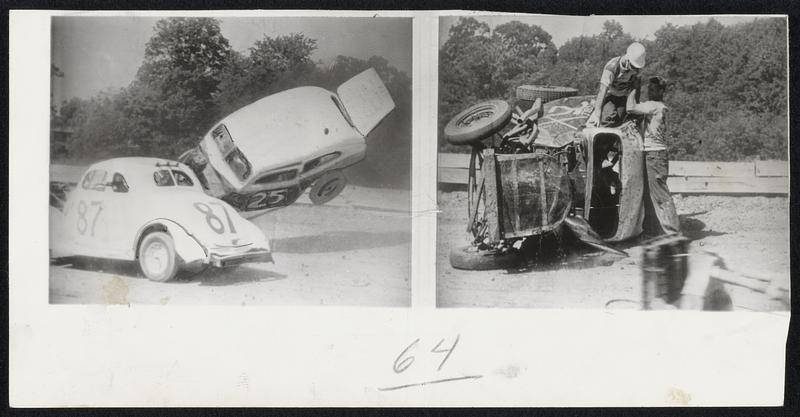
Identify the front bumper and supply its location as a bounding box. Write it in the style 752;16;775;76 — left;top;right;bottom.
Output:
209;248;274;268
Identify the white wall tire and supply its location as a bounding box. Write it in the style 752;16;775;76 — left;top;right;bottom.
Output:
138;232;179;282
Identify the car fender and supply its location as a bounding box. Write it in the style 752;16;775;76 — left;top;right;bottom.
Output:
134;219;207;264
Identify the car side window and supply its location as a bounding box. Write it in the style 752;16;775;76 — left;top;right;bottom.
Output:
153;169;175;186
81;169;108;191
111;172;129;193
172;170;194;187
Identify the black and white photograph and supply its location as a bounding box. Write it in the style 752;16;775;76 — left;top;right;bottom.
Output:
8;9;794;408
436;15;790;310
48;15;412;306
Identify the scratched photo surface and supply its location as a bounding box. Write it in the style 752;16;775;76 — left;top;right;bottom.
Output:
436;15;790;310
48;16;412;306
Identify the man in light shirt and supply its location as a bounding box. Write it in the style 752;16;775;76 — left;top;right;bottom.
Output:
587;42;646;128
626;75;680;234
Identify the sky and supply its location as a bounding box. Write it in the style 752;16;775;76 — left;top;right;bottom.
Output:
51;16;412;103
439;14;778;47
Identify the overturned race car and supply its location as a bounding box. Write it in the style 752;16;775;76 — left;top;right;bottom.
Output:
179;68;396;218
446;85;649;270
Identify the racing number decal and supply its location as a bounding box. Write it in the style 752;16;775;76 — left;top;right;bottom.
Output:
193;202;237;234
76;200;104;236
246;189;289;210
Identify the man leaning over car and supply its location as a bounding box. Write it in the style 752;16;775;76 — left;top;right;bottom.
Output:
587;42;646;128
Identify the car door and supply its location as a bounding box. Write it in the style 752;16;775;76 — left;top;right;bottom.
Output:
92;171;134;259
336;68;396;137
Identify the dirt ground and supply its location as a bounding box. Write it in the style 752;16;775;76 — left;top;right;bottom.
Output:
437;190;790;310
50;187;411;306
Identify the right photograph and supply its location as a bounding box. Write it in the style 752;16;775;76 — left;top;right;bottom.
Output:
436;15;790;310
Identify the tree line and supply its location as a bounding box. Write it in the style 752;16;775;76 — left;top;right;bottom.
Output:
51;17;412;184
439;17;787;161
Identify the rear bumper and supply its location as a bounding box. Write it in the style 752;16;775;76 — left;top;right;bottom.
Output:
209;249;274;268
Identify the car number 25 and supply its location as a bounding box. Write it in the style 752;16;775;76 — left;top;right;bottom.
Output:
245;188;292;211
193;202;238;234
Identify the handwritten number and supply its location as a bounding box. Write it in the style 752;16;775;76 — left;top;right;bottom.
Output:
431;335;460;371
392;335;460;374
393;338;419;374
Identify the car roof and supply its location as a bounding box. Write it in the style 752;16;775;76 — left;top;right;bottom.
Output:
88;157;187;173
85;157;201;190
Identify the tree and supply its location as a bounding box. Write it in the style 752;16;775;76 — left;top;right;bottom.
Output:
214;33;317;117
437;17;787;160
128;17;233;156
438;17;558;151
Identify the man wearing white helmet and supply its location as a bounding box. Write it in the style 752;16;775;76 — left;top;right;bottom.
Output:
587;42;646;127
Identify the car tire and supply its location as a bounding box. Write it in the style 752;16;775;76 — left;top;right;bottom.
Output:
138;232;179;282
309;170;347;205
444;100;512;145
449;245;522;271
516;85;578;103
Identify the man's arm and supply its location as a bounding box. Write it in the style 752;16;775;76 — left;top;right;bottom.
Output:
587;84;607;126
626;90;654;115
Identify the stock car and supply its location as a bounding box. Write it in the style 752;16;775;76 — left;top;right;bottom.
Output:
50;157;273;282
179;67;396;217
444;86;649;270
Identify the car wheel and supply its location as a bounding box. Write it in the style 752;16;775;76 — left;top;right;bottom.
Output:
309;170;347;205
444;100;512;145
449;245;521;271
515;85;578;103
138;232;179;282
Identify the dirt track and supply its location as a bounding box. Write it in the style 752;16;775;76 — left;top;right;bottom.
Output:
437;191;790;310
50;187;411;306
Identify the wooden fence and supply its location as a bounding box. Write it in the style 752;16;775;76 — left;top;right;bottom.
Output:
438;153;789;195
51;157;791;195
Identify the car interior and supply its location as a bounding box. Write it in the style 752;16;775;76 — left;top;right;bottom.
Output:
587;133;622;238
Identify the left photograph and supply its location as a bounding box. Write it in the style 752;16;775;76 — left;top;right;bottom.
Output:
48;15;412;306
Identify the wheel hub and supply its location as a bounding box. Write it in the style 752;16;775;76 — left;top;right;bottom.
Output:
143;242;168;275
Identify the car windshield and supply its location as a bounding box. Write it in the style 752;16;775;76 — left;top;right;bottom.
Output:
225;148;252;180
211;124;236;156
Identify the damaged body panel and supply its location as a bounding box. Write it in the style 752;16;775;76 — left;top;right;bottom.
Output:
447;90;654;270
50;157;273;282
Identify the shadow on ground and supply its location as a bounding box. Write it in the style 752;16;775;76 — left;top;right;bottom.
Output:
272;230;410;254
678;211;727;241
489;210;721;274
56;257;284;286
191;266;287;286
